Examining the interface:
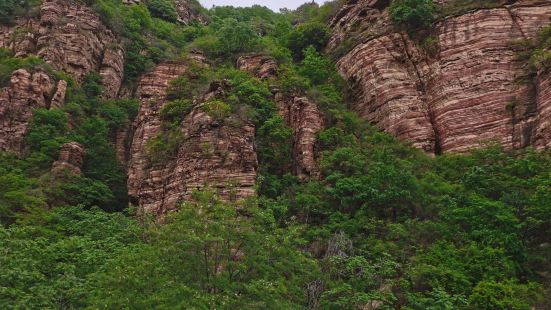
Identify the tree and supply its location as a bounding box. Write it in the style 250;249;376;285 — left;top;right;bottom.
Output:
147;0;179;23
389;0;436;30
286;22;330;59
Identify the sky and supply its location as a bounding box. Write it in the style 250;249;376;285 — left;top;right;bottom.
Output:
199;0;327;12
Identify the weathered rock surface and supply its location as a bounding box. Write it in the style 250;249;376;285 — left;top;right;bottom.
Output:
174;0;208;25
332;0;551;153
122;0;207;25
0;69;67;155
0;0;124;99
237;54;278;79
52;142;85;175
278;95;323;180
534;70;551;149
127;61;257;215
237;55;324;180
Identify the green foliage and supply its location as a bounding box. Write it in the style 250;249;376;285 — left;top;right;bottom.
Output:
1;2;551;309
146;0;178;22
159;99;193;126
0;52;46;87
0;206;140;308
389;0;436;30
166;63;210;100
201;99;232;121
145;127;182;165
468;280;544;309
438;0;506;17
0;0;40;26
286;22;330;59
87;190;318;308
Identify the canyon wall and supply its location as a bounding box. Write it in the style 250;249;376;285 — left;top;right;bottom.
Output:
331;0;551;153
237;54;323;180
0;0;124;98
126;60;258;215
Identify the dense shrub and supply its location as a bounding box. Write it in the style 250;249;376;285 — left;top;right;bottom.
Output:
286;21;330;59
389;0;436;30
146;0;178;22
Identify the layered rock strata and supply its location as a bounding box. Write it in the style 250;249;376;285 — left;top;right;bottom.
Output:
0;0;124;98
52;142;86;175
331;0;551;153
127;62;258;215
237;54;323;180
0;69;67;155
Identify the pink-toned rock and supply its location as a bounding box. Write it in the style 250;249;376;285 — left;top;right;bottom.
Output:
287;97;323;180
236;55;278;79
50;79;67;109
332;0;551;153
52;142;85;175
100;46;125;99
0;69;55;154
534;70;551;149
174;0;208;25
0;0;124;99
128;61;257;215
237;55;324;179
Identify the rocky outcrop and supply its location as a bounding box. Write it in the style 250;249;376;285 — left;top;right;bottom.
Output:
237;54;278;79
331;0;551;153
534;70;551;149
277;95;323;180
127;61;257;215
237;55;324;180
127;62;189;207
174;0;208;25
122;0;207;25
0;0;124;99
52;142;85;175
0;69;67;155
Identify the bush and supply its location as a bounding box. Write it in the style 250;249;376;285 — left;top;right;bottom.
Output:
146;0;178;23
159;99;194;126
201;100;231;121
389;0;436;30
286;22;330;59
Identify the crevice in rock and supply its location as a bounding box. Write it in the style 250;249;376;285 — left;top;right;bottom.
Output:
398;33;441;154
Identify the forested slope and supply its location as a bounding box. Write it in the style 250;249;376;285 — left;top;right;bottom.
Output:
0;0;550;308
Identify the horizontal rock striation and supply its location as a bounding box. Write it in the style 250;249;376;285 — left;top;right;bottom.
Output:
52;142;86;175
332;0;551;153
237;54;324;180
534;70;551;149
0;0;124;99
127;61;258;215
0;69;67;155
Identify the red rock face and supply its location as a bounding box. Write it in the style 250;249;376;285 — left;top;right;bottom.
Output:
127;62;258;215
534;70;551;149
332;0;551;153
52;142;86;175
0;69;67;155
237;55;324;180
236;54;278;79
0;0;124;99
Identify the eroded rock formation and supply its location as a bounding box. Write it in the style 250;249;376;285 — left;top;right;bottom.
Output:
0;0;124;99
237;54;323;180
0;69;67;155
331;0;551;153
127;61;257;215
52;142;86;175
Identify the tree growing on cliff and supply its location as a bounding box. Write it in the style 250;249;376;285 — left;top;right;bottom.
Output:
389;0;436;30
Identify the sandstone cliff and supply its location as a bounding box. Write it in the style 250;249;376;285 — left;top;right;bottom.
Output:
127;61;257;215
330;0;551;153
0;69;66;154
0;0;124;99
237;54;323;180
